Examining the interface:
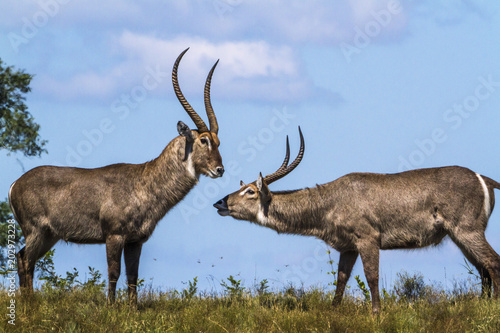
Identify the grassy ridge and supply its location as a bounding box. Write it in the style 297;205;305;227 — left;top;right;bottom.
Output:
2;283;500;332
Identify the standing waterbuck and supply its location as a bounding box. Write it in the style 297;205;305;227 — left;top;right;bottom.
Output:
214;128;500;313
9;48;224;305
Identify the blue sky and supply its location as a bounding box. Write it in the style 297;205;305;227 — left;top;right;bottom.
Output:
1;0;500;294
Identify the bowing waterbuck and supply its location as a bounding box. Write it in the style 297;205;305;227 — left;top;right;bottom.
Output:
214;128;500;313
9;48;224;305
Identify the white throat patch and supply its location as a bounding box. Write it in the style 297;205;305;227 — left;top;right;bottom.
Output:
186;154;198;180
257;203;269;225
475;173;491;217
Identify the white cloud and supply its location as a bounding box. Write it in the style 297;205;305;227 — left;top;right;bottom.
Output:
196;0;410;44
4;0;494;51
33;32;326;103
0;0;140;28
4;1;423;104
0;1;410;45
118;32;298;79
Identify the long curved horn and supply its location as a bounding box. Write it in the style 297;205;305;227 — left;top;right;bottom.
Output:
172;48;209;133
204;59;219;134
263;136;290;184
264;127;304;185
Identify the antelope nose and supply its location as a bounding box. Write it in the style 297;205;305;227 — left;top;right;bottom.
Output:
213;195;228;209
216;166;225;177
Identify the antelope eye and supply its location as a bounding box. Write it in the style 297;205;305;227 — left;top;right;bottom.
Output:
200;138;208;145
246;189;255;195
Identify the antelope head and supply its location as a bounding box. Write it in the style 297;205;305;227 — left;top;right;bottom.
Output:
173;48;224;178
214;127;304;222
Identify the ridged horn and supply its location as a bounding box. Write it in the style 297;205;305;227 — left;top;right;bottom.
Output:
264;127;304;185
204;59;219;134
172;48;209;133
265;136;290;182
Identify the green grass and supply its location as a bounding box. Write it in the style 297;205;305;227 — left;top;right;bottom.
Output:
2;282;500;332
2;254;499;332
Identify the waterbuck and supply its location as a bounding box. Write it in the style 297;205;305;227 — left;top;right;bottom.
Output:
9;48;224;305
214;128;500;313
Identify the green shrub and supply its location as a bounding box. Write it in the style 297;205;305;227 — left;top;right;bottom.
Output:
181;276;198;300
393;271;429;302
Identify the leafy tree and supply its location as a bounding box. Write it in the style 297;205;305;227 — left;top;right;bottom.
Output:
1;58;46;157
0;59;46;268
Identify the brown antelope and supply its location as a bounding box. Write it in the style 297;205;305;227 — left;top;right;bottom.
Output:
214;128;500;314
9;48;224;305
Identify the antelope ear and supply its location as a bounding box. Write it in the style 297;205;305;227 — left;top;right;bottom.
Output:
177;121;194;142
257;172;271;198
240;180;246;187
256;173;264;191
